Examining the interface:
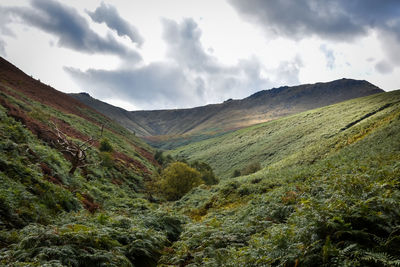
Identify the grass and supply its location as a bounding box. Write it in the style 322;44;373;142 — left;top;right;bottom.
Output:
171;90;400;179
160;91;400;266
2;73;400;266
0;82;180;266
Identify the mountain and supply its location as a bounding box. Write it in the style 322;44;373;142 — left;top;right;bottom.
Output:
171;90;400;178
161;89;400;266
1;56;400;266
0;57;182;266
71;78;383;148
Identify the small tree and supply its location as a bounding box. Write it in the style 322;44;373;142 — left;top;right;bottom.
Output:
241;161;262;176
232;169;241;178
99;138;113;152
157;162;203;201
190;161;219;185
154;150;164;165
154;150;174;168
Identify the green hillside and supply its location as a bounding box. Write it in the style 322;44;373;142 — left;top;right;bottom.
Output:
0;59;182;266
72;79;383;149
2;57;400;266
171;90;400;179
160;90;400;266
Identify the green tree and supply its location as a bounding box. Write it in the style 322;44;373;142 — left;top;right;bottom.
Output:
190;161;219;185
157;162;203;201
99;138;113;152
241;161;262;176
232;169;241;178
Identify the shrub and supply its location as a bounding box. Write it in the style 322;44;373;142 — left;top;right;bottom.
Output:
154;150;163;165
99;138;113;152
241;161;262;176
157;162;203;201
154;150;174;167
232;169;241;178
100;152;114;168
190;161;219;185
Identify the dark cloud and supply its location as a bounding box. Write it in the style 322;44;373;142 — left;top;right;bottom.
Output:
3;0;141;60
228;0;400;41
86;2;144;46
66;18;292;110
229;0;400;71
379;30;400;67
320;45;335;70
375;60;393;75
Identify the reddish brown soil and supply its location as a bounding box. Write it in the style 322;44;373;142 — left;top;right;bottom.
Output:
0;95;57;143
113;151;152;176
0;57;104;124
111;178;124;185
80;193;100;213
0;57;157;182
2;94;153;176
0;58;150;152
50;117;95;143
133;144;158;166
39;162;64;186
0;94;95;146
39;162;52;176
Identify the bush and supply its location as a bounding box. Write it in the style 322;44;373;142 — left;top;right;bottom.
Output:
154;150;163;165
99;138;113;152
232;169;241;178
154;150;174;168
157;162;203;201
100;152;114;168
190;161;219;185
241;161;262;176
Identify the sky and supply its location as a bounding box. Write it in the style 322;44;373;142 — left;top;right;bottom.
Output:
0;0;399;110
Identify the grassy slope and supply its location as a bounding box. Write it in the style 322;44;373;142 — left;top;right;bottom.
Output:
2;56;400;266
72;79;382;150
172;90;400;179
0;75;183;265
160;91;400;266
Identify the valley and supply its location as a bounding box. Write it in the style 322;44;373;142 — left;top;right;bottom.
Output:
1;56;400;266
71;78;382;149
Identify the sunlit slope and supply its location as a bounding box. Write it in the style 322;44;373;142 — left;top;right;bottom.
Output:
72;79;383;149
161;89;400;267
171;90;400;178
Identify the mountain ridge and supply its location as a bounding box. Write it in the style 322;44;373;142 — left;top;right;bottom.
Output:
1;55;400;267
72;78;384;147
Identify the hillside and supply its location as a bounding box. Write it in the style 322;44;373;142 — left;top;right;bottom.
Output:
161;89;400;266
0;57;182;266
171;90;400;179
71;79;383;148
2;55;400;266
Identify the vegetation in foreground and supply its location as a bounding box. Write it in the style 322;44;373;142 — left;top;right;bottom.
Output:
1;56;400;266
159;91;400;266
0;81;185;266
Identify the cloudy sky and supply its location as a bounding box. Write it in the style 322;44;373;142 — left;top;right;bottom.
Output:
1;0;399;110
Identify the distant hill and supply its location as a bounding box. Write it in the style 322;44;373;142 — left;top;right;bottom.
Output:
2;56;400;266
71;78;383;148
162;89;400;266
171;90;400;178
